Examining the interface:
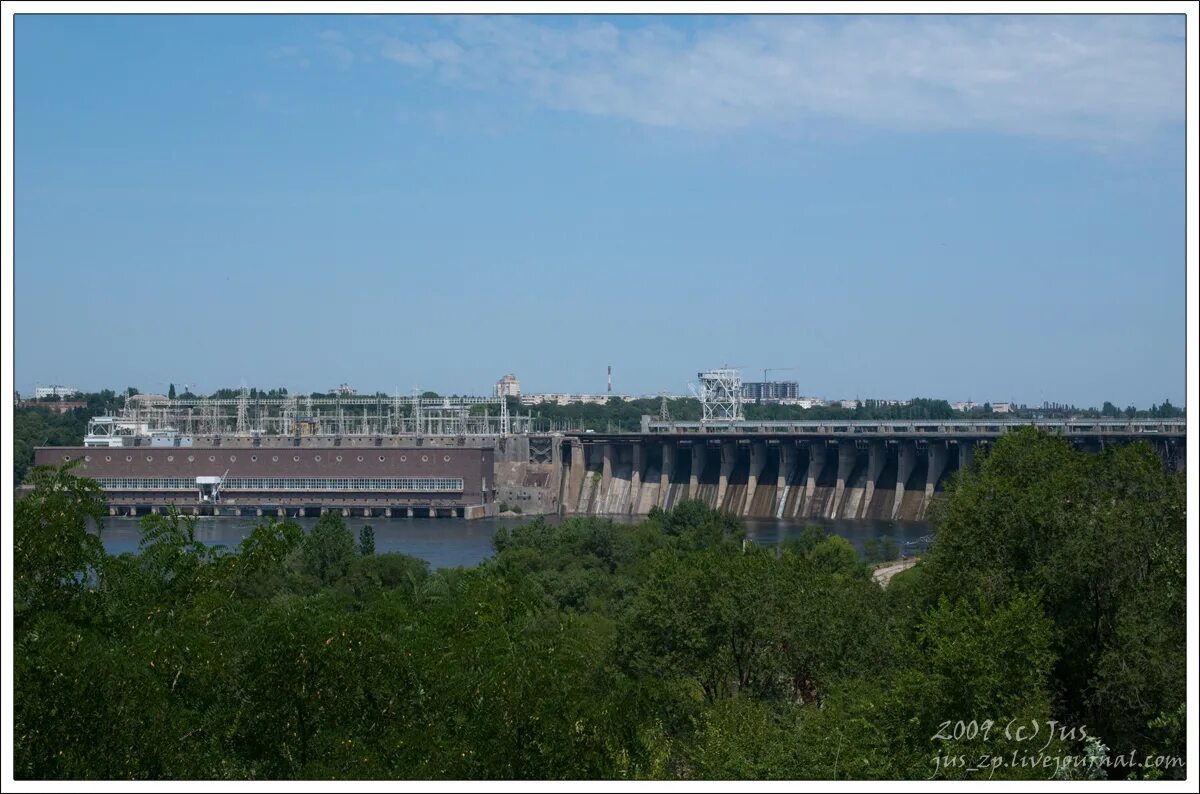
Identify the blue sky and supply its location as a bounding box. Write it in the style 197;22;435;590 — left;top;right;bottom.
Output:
14;14;1186;406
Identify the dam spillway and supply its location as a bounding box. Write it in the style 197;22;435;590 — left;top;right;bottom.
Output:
555;419;1186;521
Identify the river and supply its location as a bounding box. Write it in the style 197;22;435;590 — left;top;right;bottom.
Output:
95;514;933;570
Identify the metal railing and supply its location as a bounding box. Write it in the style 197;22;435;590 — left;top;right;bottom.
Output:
641;418;1186;436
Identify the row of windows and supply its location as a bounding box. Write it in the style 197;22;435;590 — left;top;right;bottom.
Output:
78;453;455;464
96;477;465;492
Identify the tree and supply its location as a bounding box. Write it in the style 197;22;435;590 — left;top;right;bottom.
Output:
921;429;1186;776
359;524;376;556
168;383;176;399
301;512;357;584
14;461;107;614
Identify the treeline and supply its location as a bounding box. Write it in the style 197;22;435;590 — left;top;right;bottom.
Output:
12;392;121;484
13;429;1185;780
515;395;1186;432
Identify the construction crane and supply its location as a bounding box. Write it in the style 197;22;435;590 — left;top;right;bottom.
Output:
762;367;796;382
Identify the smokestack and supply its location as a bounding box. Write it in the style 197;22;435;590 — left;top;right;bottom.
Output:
607;365;612;393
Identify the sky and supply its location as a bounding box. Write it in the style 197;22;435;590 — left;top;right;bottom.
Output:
13;13;1188;407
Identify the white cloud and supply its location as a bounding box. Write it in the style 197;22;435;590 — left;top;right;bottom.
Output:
364;15;1184;142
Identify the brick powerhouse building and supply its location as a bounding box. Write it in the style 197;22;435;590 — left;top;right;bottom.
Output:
35;444;495;517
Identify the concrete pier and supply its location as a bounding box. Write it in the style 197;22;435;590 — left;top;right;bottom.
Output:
832;441;857;519
660;442;674;509
958;440;975;473
744;441;766;515
892;441;916;520
921;438;950;520
630;443;643;515
863;441;886;517
567;443;586;514
804;443;826;515
775;444;796;517
716;441;736;510
599;443;614;510
689;444;706;499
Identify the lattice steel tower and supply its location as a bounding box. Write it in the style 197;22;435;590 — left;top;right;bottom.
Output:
695;368;744;424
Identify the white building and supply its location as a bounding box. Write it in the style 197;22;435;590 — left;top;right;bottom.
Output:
951;401;982;412
991;402;1013;414
494;374;521;399
328;383;357;396
520;393;628;406
34;385;79;399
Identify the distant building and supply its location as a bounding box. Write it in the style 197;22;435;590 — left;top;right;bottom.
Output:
839;399;860;409
494;374;521;399
951;401;982;412
328;383;357;396
742;381;800;403
34;385;79;399
992;402;1013;414
782;397;826;409
520;393;628;406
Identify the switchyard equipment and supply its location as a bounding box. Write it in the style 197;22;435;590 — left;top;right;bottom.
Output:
83;390;533;446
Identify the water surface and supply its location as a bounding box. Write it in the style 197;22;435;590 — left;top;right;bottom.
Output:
96;514;932;570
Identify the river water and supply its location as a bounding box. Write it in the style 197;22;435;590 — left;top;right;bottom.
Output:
96;515;933;570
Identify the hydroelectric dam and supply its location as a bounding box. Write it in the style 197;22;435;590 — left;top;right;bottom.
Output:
31;391;1186;523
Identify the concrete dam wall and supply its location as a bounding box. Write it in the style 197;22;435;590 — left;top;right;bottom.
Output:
557;438;978;522
478;424;1185;522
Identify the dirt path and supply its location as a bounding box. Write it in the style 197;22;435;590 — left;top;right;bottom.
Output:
872;557;920;587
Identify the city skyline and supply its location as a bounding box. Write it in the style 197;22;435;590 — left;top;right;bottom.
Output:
14;14;1187;406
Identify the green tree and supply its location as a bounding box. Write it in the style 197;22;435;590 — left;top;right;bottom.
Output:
14;461;107;614
359;524;376;556
921;429;1186;775
301;512;357;584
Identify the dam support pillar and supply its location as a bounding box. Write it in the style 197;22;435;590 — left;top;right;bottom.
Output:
660;442;674;509
863;441;886;517
922;442;949;519
600;443;613;508
689;444;706;500
804;442;826;516
832;441;857;519
567;443;585;513
716;442;736;510
743;441;766;516
630;442;643;515
892;441;916;520
958;440;975;473
776;443;796;517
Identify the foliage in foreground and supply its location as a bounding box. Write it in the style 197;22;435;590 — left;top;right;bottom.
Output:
12;430;1186;780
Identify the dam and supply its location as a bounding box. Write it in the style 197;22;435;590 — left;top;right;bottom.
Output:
555;418;1187;521
30;391;1186;522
